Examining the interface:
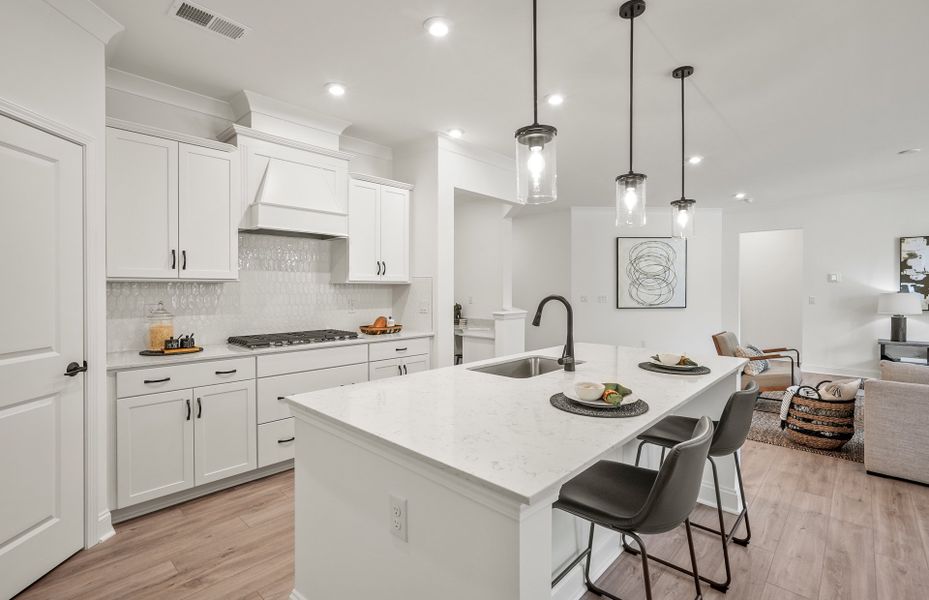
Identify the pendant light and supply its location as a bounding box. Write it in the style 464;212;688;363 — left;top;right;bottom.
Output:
671;65;696;238
616;0;647;227
515;0;557;204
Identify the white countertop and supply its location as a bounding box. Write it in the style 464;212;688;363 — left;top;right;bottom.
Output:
106;331;435;371
454;327;495;339
286;343;746;505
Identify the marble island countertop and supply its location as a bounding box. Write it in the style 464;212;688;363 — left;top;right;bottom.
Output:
106;330;434;371
286;343;746;505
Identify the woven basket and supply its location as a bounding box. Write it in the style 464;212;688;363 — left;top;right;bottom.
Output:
359;324;403;335
784;391;856;450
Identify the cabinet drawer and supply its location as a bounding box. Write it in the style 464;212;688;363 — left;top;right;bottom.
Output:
257;363;368;424
258;418;295;468
368;337;430;362
117;357;256;398
257;344;368;378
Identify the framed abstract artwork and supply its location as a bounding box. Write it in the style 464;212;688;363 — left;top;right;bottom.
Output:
616;237;687;309
900;236;929;311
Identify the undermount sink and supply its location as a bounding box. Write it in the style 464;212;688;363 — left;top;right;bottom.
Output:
468;356;575;378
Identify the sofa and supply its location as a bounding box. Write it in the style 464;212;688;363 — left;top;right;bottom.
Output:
864;361;929;485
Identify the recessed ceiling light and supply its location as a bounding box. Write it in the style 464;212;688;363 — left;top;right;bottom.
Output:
424;17;451;38
898;148;922;155
447;128;464;139
734;192;746;200
325;82;346;97
545;93;565;106
688;155;703;165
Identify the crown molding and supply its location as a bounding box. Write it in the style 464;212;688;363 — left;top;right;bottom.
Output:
229;90;351;137
220;124;355;160
341;134;393;161
44;0;123;44
349;172;413;190
106;68;235;121
107;117;236;152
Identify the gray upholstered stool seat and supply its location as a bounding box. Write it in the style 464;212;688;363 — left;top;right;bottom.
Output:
555;461;657;532
630;382;759;593
552;417;714;600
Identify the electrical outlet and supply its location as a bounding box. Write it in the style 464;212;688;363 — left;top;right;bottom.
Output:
808;296;816;305
347;298;356;314
468;296;473;304
597;295;608;304
389;494;407;542
419;301;429;314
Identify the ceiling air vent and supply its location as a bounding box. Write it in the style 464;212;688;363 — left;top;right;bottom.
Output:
169;1;250;41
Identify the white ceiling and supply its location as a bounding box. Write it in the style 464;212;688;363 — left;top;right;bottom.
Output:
97;0;929;208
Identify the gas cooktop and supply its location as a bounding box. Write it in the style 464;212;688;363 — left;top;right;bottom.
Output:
227;329;359;349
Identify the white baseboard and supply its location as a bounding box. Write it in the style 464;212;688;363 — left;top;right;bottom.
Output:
95;510;115;545
111;461;293;524
289;590;308;600
699;480;741;515
551;532;622;600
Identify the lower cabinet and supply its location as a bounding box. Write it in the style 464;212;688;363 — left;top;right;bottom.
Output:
116;380;256;508
369;354;431;381
258;418;295;468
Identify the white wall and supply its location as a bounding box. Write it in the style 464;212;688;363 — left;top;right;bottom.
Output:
722;190;929;378
738;229;804;353
571;207;724;357
454;193;509;319
513;210;572;350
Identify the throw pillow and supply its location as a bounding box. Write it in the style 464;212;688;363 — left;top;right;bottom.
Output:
818;379;861;401
736;345;770;376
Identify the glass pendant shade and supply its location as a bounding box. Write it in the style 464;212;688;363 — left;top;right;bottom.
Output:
516;124;557;204
615;172;647;226
671;198;695;238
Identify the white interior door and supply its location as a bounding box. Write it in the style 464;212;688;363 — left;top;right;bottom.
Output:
105;128;178;279
378;186;410;282
347;179;381;281
0;114;85;599
178;143;238;280
194;380;257;485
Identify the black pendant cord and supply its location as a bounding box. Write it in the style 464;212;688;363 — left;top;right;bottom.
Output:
628;9;635;174
532;0;539;125
680;73;685;199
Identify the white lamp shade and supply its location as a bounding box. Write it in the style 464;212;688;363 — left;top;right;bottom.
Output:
878;292;923;315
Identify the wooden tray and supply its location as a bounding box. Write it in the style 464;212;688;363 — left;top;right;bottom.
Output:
359;325;403;335
139;346;204;356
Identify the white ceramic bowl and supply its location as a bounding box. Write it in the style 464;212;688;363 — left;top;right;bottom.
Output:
656;353;684;366
574;381;606;402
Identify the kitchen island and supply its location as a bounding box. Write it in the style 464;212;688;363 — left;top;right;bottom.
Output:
286;343;746;600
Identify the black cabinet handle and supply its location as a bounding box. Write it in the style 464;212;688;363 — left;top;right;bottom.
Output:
215;369;237;375
403;364;408;375
186;399;191;421
171;249;176;270
397;365;402;376
196;397;202;419
277;396;287;401
143;377;171;384
395;347;408;352
64;361;87;377
383;261;387;276
182;250;187;270
277;436;295;444
376;261;382;275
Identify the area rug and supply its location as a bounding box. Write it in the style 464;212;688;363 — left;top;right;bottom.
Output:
747;391;864;463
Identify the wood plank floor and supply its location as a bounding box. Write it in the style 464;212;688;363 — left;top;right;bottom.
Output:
16;441;929;600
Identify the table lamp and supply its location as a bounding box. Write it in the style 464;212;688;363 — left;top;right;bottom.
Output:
878;292;923;342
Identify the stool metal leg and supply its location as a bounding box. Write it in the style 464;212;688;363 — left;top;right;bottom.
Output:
583;523;655;600
690;453;752;547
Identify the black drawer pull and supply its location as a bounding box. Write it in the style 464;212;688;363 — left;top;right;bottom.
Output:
215;369;237;375
186;399;191;421
395;347;408;352
144;377;171;384
197;397;202;419
182;250;187;270
277;396;287;401
171;249;176;270
277;436;295;444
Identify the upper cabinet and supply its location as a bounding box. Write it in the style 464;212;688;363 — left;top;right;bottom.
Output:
331;174;412;284
106;121;240;281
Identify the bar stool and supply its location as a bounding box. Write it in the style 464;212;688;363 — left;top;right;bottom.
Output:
552;417;714;600
627;382;759;592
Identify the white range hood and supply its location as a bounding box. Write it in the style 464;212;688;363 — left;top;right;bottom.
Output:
220;92;354;239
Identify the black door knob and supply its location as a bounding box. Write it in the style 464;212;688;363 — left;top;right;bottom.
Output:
64;361;88;377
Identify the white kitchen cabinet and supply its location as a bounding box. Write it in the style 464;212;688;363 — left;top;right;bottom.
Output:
106;121;239;281
257;418;296;468
331;175;411;284
116;389;194;508
106;128;179;279
369;353;431;381
193;380;257;485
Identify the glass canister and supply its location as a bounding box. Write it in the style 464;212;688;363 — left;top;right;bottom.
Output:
146;302;174;351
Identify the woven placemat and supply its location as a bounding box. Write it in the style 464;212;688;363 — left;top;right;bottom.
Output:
638;362;711;376
550;393;649;418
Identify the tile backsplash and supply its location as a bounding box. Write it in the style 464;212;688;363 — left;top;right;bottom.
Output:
107;233;397;352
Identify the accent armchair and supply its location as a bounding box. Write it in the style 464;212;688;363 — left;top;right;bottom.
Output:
865;361;929;485
712;331;801;392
